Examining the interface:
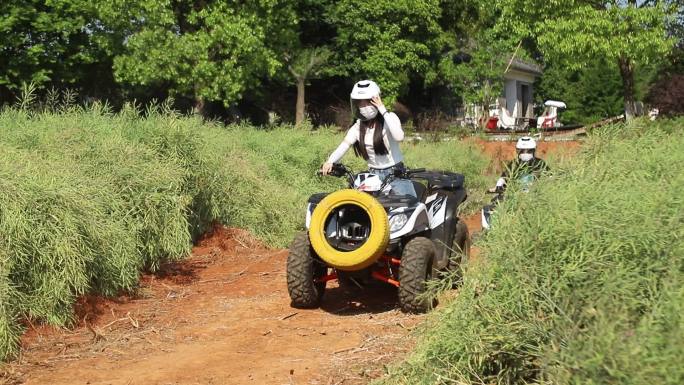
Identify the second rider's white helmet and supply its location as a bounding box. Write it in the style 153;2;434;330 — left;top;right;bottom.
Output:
350;80;381;121
516;136;537;162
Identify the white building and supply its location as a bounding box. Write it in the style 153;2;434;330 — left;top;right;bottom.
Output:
502;58;543;118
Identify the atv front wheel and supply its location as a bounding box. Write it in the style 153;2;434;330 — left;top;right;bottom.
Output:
287;232;327;308
398;237;436;313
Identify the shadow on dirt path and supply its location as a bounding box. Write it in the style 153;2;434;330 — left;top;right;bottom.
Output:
320;285;400;316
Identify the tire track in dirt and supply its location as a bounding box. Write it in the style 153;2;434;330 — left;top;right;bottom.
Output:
1;227;423;385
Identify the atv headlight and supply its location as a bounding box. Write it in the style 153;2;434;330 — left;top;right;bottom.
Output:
389;213;408;232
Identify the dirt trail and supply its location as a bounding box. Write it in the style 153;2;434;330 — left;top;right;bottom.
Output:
1;227;424;385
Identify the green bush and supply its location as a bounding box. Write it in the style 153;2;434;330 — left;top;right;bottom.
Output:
0;105;229;359
381;118;684;385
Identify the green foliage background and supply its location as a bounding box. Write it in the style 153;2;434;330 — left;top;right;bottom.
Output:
2;1;678;117
537;59;625;124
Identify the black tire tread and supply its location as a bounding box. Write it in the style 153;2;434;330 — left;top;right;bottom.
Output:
398;237;435;313
287;232;325;308
448;219;471;272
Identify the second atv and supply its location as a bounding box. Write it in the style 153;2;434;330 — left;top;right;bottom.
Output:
286;163;470;313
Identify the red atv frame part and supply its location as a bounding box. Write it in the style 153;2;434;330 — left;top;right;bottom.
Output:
314;255;401;287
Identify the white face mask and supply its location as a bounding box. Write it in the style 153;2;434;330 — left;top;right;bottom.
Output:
519;153;534;162
359;105;378;120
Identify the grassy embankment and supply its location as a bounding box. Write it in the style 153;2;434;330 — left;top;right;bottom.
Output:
0;103;489;360
382;118;684;385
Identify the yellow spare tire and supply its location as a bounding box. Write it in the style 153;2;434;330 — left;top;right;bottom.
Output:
309;189;389;271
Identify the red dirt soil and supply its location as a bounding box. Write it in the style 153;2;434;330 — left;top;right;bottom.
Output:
0;139;580;385
469;138;581;174
1;227;423;385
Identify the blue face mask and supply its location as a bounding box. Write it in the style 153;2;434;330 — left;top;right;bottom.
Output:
359;106;378;120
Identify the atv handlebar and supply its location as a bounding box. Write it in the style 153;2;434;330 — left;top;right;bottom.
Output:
486;186;505;194
318;163;423;189
316;163;350;178
394;167;425;179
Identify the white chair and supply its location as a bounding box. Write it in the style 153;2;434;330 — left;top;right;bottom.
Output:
497;105;518;129
536;100;566;129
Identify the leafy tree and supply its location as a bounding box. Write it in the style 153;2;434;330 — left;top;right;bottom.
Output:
328;0;444;103
493;0;675;120
537;59;624;124
437;31;510;114
285;47;333;126
646;1;684;115
0;1;110;101
295;0;337;48
435;1;523;125
100;0;298;114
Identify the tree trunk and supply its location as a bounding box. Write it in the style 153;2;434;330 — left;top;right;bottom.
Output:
479;80;493;130
295;77;306;126
194;96;206;117
618;55;636;121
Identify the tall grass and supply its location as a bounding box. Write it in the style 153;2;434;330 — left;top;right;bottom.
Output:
381;118;684;384
211;126;490;244
0;103;488;360
0;104;234;359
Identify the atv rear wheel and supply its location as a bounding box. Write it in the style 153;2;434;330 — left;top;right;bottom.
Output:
447;220;471;273
287;232;327;308
398;237;436;313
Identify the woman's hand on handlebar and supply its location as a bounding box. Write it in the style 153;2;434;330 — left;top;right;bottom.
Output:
320;162;334;175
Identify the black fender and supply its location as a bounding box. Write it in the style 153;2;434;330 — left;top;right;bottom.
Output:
428;187;467;270
305;193;330;229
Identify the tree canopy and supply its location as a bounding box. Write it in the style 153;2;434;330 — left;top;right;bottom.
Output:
0;1;107;93
0;0;680;120
492;0;675;118
328;0;444;102
100;0;298;111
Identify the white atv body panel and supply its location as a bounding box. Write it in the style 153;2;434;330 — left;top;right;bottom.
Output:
427;196;447;229
481;208;491;230
424;192;438;204
389;203;428;239
353;173;390;193
305;203;313;229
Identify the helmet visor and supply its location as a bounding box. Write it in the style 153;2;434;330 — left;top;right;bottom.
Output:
350;98;373;120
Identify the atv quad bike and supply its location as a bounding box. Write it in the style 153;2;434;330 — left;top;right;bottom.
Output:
286;163;470;313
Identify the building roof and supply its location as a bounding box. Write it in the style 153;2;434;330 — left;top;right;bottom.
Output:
508;58;543;76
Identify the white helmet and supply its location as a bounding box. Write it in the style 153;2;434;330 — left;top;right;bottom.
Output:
350;80;380;100
350;80;381;121
516;136;537;151
516;136;536;162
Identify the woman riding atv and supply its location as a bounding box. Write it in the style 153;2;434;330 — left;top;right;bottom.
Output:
320;80;416;197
